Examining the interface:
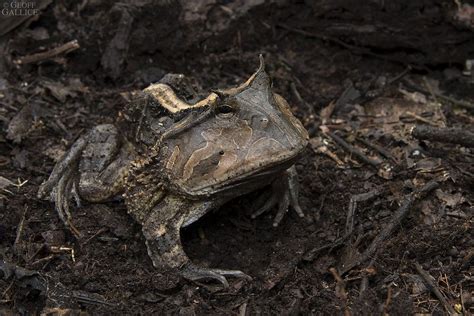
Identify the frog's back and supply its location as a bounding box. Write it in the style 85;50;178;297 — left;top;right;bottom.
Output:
117;74;204;150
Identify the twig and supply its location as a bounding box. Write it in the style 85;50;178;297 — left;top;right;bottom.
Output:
239;303;247;316
72;291;115;307
403;79;474;111
13;206;28;254
50;246;76;263
341;181;439;274
405;112;440;127
412;125;474;147
436;93;474;111
357;137;398;163
414;262;456;315
329;268;351;316
303;233;351;261
290;82;316;117
387;66;412;85
314;145;345;166
327;131;381;167
346;189;384;235
359;259;376;297
30;254;56;269
383;285;393;314
1;280;14;302
82;227;108;245
14;40;80;65
278;24;415;68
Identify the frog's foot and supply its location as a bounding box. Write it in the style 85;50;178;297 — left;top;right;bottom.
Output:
143;197;252;288
38;137;87;237
181;264;252;288
38;124;131;238
251;165;304;227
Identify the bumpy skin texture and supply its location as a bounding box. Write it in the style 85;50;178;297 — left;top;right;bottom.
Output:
38;57;309;287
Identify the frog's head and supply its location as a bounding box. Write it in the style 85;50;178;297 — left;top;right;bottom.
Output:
158;55;309;197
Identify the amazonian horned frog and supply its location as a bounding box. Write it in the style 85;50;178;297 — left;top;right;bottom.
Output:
38;56;308;287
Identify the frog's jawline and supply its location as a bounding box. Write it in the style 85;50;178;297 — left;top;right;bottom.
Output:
178;149;301;198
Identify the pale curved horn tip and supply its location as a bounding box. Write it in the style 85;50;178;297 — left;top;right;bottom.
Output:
258;54;265;71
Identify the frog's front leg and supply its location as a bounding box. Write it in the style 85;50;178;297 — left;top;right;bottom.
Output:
251;165;305;227
38;124;135;236
142;195;251;288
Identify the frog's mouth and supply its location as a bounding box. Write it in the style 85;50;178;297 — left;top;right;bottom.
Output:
178;147;304;198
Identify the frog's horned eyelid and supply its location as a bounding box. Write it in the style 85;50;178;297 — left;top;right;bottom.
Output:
208;55;267;98
144;83;218;113
144;83;191;113
144;54;265;112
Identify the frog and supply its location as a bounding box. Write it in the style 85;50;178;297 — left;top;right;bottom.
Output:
37;56;309;287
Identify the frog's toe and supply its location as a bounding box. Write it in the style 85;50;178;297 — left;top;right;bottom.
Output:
181;264;252;288
272;189;290;227
251;191;278;219
52;168;82;237
251;165;304;226
287;165;305;219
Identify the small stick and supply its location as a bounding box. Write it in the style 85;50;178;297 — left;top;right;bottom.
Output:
329;268;351;316
414;262;456;315
412;125;474;147
14;40;80;65
383;285;393;313
436;93;474;111
402;79;474;111
387;66;412;85
359;259;376;297
314;145;345;166
82;227;107;245
303;232;352;261
346;189;383;235
30;254;56;268
327;131;380;167
72;291;115;307
341;181;439;274
357;137;397;163
278;24;415;68
0;280;14;302
303;190;383;261
290;82;315;117
404;112;440;126
13;206;28;254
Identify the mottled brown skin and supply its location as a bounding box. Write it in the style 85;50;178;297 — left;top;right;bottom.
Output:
38;56;309;287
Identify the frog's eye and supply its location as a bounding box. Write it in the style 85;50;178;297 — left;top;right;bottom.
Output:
215;101;236;118
216;104;233;114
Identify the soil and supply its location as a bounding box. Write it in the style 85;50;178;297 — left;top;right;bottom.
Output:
0;1;473;315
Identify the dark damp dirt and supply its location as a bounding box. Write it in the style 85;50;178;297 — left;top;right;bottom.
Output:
1;1;473;315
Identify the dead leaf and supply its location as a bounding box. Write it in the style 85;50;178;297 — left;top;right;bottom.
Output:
398;88;427;104
7;103;44;143
43;145;66;162
414;157;442;172
320;100;336;124
435;189;465;208
420;199;439;225
42;81;77;103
